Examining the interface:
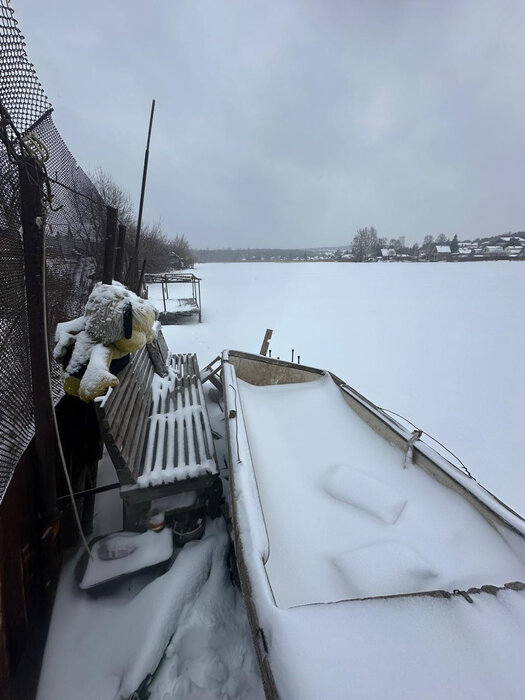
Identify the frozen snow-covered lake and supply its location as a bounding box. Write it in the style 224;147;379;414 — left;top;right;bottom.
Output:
163;260;525;516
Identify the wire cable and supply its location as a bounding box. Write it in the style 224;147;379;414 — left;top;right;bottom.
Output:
379;406;472;478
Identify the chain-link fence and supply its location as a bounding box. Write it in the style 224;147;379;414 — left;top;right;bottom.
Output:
0;0;104;500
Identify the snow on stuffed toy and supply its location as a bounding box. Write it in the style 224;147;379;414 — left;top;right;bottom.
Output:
54;282;158;402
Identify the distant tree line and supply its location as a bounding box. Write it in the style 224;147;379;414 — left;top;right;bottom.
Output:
188;229;525;266
192;248;314;263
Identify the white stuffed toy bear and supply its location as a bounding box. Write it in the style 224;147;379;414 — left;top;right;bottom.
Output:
54;282;158;402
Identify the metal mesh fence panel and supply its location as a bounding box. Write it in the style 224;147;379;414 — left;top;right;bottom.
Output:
0;0;103;500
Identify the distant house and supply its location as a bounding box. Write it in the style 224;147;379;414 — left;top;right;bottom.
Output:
483;245;504;257
451;247;472;260
505;246;523;258
495;236;525;247
380;248;396;260
431;245;451;261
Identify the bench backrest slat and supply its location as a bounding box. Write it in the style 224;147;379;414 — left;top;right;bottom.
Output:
129;394;152;482
103;362;134;425
114;368;149;449
103;347;149;427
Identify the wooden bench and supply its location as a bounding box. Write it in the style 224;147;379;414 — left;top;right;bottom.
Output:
94;331;220;530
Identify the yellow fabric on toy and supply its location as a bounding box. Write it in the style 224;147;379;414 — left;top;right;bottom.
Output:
63;376;81;397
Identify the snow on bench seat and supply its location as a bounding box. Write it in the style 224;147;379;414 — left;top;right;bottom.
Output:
95;341;218;529
138;355;216;486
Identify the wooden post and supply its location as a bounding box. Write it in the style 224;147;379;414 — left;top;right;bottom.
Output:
259;329;273;356
114;223;127;282
137;259;147;297
19;156;61;600
197;278;202;322
102;205;118;284
161;276;167;312
19;156;59;524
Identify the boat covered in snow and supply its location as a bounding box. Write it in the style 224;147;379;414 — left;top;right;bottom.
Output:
222;350;525;700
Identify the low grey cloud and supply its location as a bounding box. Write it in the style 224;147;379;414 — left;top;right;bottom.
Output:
14;0;525;247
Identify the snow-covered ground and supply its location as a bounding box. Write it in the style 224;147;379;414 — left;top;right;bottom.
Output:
38;261;525;699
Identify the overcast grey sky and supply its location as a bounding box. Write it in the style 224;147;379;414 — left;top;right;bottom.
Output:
14;0;525;248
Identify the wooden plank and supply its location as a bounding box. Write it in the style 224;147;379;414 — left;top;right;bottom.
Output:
197;410;212;461
130;347;152;390
165;411;176;470
103;361;135;423
143;415;161;478
99;431;134;486
186;413;197;466
157;331;169;363
129;397;151;481
259;328;273;356
174;411;183;469
20;156;58;523
113;361;154;466
110;354;150;444
125;376;152;455
192;410;205;462
116;388;144;461
105;377;136;434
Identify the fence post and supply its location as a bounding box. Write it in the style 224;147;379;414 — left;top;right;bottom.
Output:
137;259;147;297
102;205;118;284
19;155;60;589
114;223;127;282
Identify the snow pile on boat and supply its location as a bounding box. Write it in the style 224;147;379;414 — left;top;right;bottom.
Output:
235;373;525;606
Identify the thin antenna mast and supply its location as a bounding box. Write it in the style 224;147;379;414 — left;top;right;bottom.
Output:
133;99;156;279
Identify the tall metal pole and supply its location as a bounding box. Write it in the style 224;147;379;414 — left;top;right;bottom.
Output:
134;99;156;265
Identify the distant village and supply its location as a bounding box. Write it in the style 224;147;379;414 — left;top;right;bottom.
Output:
192;232;525;264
